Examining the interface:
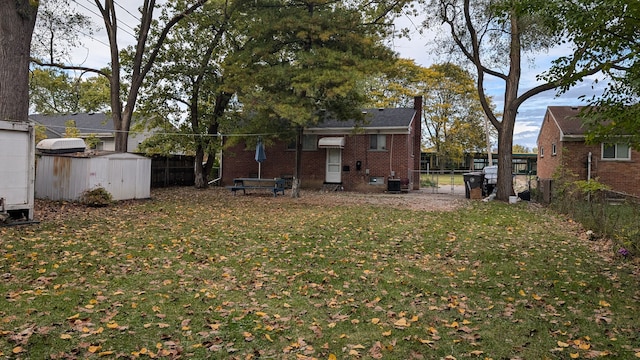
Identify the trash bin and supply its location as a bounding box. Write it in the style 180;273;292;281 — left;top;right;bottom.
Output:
463;172;484;199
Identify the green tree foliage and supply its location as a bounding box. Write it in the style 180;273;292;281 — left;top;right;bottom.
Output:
33;0;208;153
422;63;488;167
136;0;237;188
366;58;436;108
63;119;80;138
512;144;533;153
29;68;110;114
226;0;407;196
367;60;492;167
31;0;94;64
424;0;616;201
34;124;48;144
542;1;640;149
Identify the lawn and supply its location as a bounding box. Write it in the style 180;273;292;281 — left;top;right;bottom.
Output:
1;188;638;359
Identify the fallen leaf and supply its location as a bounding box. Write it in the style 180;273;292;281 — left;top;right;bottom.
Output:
579;343;591;350
369;341;383;359
394;318;409;328
599;300;611;307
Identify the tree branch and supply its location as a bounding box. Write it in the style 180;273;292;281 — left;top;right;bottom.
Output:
30;58;109;78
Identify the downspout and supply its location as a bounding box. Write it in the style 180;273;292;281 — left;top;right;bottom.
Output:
587;151;592;181
389;134;394;177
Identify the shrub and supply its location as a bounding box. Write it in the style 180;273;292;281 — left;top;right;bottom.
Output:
80;187;113;207
551;168;640;257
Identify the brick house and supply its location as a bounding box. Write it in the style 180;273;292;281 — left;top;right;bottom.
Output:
537;106;640;198
221;97;422;192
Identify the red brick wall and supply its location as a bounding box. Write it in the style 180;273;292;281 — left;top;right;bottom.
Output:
590;146;640;197
221;133;415;191
222;97;423;192
537;111;640;197
536;111;562;179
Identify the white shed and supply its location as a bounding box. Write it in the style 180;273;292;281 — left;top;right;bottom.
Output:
0;120;35;221
36;150;151;202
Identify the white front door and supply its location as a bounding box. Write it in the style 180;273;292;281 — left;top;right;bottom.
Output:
325;148;342;183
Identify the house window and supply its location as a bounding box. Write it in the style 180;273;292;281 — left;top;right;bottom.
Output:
602;143;630;160
369;134;386;150
539;146;544;158
551;143;557;156
287;135;318;151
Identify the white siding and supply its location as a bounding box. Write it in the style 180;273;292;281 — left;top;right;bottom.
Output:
36;153;151;201
0;121;35;219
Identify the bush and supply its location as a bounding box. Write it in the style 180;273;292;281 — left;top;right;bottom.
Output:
551;168;640;257
80;187;113;207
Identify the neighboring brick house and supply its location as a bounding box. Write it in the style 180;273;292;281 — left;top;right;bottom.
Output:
221;97;422;192
537;106;640;198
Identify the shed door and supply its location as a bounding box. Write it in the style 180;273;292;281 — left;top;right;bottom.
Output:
0;130;29;205
325;148;342;183
109;159;137;200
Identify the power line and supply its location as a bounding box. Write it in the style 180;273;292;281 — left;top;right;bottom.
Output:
72;0;138;39
76;28;111;48
90;0;139;34
113;0;141;24
35;123;282;138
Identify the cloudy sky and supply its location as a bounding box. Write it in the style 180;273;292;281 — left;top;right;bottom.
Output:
391;14;604;151
67;2;603;150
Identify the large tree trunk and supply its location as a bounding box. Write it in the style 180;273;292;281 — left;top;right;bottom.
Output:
495;112;515;200
0;1;38;122
291;126;303;198
194;145;207;188
494;11;521;202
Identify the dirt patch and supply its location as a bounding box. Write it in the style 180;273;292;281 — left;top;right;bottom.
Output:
32;186;467;223
290;188;467;212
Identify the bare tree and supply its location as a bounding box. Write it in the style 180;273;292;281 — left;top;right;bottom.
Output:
33;0;208;152
426;0;621;201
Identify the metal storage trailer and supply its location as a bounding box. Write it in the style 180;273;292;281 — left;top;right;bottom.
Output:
0;120;35;221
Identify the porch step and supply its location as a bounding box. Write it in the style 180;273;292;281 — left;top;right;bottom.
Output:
322;183;343;192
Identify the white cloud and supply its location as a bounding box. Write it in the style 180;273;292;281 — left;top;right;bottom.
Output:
390;16;610;150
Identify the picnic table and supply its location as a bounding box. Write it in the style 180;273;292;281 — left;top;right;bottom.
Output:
228;178;285;196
